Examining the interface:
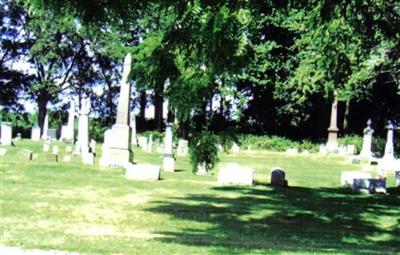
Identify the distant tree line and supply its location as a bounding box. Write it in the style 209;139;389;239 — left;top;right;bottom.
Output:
1;0;399;140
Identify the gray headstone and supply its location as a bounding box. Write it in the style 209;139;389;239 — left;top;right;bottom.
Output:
396;171;400;188
47;129;57;139
270;168;287;187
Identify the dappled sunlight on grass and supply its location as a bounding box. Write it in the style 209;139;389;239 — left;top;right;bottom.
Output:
1;139;399;254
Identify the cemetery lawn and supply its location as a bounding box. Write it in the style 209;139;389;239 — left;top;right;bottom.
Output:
1;140;399;255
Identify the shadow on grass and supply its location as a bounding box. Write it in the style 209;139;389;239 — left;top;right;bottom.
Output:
146;184;400;254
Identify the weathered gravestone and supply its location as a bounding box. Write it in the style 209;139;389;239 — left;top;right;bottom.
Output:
1;122;12;145
177;139;188;156
396;171;400;188
31;127;41;141
47;154;58;162
125;163;160;181
47;129;57;140
218;163;254;186
270;167;287;187
100;53;133;167
163;123;175;172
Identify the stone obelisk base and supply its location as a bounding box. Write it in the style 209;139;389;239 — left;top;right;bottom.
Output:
326;127;339;152
100;124;133;167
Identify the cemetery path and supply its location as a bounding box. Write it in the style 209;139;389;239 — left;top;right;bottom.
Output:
0;246;83;255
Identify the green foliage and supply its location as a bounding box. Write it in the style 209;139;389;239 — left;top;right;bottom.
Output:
0;108;34;131
88;118;108;142
142;130;164;144
238;135;320;152
218;128;239;153
189;131;219;173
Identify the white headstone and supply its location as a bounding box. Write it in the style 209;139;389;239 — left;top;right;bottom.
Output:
43;143;50;152
0;148;7;156
41;114;49;139
163;123;175;172
1;122;12;145
360;119;374;158
138;136;147;151
90;139;96;154
231;143;240;154
63;155;71;162
31;127;41;141
286;148;298;155
383;121;395;161
82;152;94;165
75;97;90;155
125;163;160;180
177;139;189;156
52;145;59;155
217;163;254;186
146;135;153;153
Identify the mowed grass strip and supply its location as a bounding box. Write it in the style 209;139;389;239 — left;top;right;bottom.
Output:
1;140;399;255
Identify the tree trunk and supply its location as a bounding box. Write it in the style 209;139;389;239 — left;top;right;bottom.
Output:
180;119;189;139
107;82;115;124
139;90;147;131
37;96;49;135
343;99;351;133
154;85;164;131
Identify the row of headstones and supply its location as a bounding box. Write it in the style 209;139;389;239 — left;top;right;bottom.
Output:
341;169;400;194
136;135;189;156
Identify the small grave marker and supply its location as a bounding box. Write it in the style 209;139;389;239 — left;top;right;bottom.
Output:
270;167;287;187
47;154;58;162
125;163;160;180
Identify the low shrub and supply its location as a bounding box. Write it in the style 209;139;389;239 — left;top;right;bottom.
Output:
189;131;219;174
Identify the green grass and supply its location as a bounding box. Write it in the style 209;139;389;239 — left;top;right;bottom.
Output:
1;139;399;255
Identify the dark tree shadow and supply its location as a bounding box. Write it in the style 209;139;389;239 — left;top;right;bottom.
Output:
145;184;400;254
